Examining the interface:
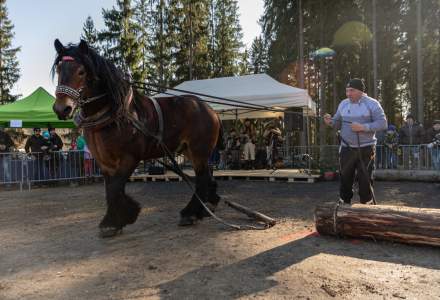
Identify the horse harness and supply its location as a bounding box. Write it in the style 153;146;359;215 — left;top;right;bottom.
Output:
56;72;274;230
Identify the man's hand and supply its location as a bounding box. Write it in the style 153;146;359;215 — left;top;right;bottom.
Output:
323;113;332;126
351;122;366;132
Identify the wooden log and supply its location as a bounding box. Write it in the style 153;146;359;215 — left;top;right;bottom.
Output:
314;202;440;247
225;200;276;227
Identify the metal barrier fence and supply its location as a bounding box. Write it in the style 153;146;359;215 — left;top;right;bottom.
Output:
134;144;440;173
277;144;440;171
0;150;101;190
1;144;438;190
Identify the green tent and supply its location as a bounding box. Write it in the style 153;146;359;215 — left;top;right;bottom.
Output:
0;87;75;128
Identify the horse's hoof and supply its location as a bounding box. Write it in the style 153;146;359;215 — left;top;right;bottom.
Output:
178;216;198;226
99;227;123;238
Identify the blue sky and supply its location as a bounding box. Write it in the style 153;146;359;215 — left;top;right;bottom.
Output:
7;0;264;97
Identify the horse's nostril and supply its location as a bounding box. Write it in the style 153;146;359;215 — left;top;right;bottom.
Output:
63;106;72;116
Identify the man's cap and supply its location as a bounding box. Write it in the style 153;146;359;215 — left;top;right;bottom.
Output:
33;127;41;131
406;114;415;120
346;78;366;92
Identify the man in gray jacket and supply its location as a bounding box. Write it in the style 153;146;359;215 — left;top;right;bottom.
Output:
398;114;425;169
324;78;387;204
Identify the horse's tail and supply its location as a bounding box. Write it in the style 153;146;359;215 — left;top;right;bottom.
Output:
216;115;225;150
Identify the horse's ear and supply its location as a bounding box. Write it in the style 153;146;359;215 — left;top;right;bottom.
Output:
78;40;89;55
54;39;65;54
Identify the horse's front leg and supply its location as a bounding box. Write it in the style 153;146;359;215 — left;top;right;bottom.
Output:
99;174;141;238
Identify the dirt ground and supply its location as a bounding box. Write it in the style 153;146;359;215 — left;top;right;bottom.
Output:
1;179;440;300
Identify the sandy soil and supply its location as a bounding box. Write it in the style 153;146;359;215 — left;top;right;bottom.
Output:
1;180;440;300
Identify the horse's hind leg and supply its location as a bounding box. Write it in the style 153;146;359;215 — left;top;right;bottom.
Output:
179;159;221;225
99;174;141;237
179;164;208;225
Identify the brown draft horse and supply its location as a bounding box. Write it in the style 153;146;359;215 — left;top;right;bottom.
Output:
52;39;222;237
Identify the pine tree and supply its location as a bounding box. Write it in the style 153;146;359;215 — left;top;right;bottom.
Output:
238;48;250;75
100;5;124;67
213;0;243;77
149;0;174;88
207;0;216;77
421;0;440;123
100;0;143;81
249;36;268;74
133;0;155;84
0;0;20;104
168;0;211;83
81;16;100;52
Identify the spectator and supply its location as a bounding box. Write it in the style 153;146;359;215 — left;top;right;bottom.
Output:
399;114;424;145
0;126;15;183
426;120;440;170
70;135;78;150
48;127;63;151
240;118;256;143
25;128;46;180
77;133;93;177
48;127;63;178
225;128;241;169
263;121;283;169
208;147;220;171
399;114;424;168
243;137;256;169
42;131;54;178
383;124;399;169
375;128;386;168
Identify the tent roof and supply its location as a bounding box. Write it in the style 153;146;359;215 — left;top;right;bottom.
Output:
0;87;75;128
155;73;315;119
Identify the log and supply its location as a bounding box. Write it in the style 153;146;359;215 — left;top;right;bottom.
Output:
314;202;440;247
225;200;276;227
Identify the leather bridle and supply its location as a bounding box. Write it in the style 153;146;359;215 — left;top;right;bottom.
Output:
55;56;106;108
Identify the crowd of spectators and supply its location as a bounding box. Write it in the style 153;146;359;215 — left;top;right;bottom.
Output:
0;127;95;183
211;118;284;171
1;113;439;184
376;115;440;170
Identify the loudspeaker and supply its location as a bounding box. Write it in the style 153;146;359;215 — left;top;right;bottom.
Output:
284;113;303;131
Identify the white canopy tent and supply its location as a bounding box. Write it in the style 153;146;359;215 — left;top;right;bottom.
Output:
155;73;315;120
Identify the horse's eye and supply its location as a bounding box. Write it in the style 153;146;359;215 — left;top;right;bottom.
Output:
78;70;85;76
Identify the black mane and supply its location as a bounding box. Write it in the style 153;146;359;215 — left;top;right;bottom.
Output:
52;43;130;119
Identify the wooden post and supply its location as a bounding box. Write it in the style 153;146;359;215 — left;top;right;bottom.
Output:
315;202;440;247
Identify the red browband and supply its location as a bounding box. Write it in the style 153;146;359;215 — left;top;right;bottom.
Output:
62;56;75;61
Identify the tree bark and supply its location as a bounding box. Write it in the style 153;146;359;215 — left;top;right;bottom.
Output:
315;202;440;247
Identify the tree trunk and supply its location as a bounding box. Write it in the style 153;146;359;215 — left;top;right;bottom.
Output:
315;202;440;247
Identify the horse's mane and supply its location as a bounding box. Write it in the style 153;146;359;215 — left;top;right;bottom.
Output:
51;43;130;120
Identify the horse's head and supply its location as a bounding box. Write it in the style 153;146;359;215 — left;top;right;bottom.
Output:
53;39;130;123
52;39;94;120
